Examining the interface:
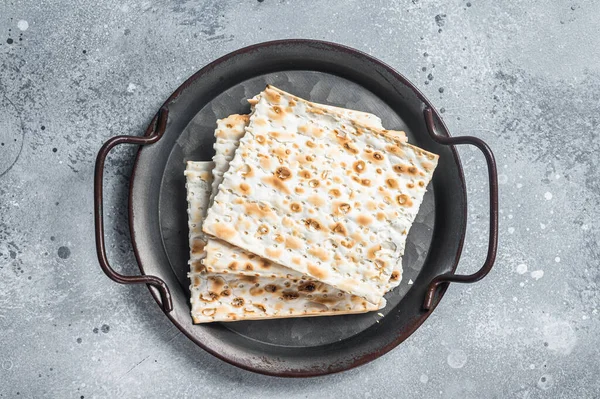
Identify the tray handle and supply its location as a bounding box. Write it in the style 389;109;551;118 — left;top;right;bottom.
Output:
94;107;173;312
422;108;499;310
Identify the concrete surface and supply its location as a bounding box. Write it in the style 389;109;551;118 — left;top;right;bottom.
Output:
1;0;599;397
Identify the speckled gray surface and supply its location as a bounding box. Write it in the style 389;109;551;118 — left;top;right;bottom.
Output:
1;0;599;397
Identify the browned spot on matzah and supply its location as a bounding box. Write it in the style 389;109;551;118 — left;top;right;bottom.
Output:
231;297;245;307
265;88;281;103
386;144;403;156
331;222;348;236
367;245;381;260
285;236;303;250
254;118;267;127
213;223;236;240
353;160;366;174
393;163;419;176
396;194;413;207
298;281;316;292
343;141;359;154
237;182;251;195
386;178;399;189
308;263;328;280
308;246;330;262
304;218;326;232
357;214;373;226
254;304;266;312
201;308;216;317
366;201;377;211
258;154;271;170
273;146;289;159
264;284;278;293
265;247;283;259
256;224;269;236
299;170;312;179
329;188;341;197
228;262;238;271
191;240;206;255
282;291;299;300
274;166;292;180
368;151;385;163
262;175;291;194
240;275;258;284
210;277;225;290
351;231;364;243
268;105;286;121
333;202;352;216
308;179;319;188
238;164;254;178
290;202;302;213
201;292;218;302
308;194;325;207
313;295;340;305
243;202;275;218
273;234;285;244
191;261;204;273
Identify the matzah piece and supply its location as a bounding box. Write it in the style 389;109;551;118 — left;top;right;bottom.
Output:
186;161;383;323
207;110;403;289
203;238;403;289
185;161;214;272
190;273;383;323
210;114;249;203
203;86;438;304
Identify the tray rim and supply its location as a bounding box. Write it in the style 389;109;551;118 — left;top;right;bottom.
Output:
127;39;467;377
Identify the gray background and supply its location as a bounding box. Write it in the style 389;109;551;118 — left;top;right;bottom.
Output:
1;0;599;397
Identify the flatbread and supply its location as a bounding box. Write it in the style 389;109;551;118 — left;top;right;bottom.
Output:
190;273;383;323
186;161;383;324
203;86;438;304
185;161;214;271
207;112;403;289
210;114;250;204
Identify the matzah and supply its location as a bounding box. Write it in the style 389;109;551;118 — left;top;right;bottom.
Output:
203;86;438;304
186;161;383;324
185;160;214;272
207;112;403;289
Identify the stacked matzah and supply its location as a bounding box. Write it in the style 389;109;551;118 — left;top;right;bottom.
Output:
187;86;438;323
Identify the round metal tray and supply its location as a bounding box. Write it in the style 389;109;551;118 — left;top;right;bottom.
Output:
94;40;498;376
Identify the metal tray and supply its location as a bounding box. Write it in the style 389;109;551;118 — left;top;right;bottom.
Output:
94;40;498;377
